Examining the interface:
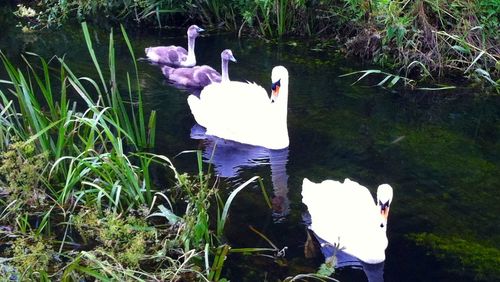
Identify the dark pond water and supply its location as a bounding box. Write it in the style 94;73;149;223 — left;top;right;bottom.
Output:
1;9;499;282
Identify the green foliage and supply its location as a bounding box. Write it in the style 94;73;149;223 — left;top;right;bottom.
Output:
73;209;156;268
410;233;500;281
317;255;336;276
0;140;48;204
338;0;499;86
0;22;226;281
176;169;214;249
11;236;56;280
1;22;158;211
14;0;188;29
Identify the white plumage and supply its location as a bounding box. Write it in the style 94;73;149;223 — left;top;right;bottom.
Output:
187;66;290;150
301;178;393;264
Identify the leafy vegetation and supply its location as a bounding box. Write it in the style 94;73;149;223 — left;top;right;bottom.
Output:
0;22;280;281
12;0;499;87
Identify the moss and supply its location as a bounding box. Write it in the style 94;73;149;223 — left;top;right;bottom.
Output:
73;209;156;268
10;236;55;279
0;140;48;206
410;233;500;281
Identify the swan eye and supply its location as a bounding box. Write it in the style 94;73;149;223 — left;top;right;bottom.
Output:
379;200;390;209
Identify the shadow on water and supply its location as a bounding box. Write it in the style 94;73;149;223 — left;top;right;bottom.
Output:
1;9;499;281
190;124;291;220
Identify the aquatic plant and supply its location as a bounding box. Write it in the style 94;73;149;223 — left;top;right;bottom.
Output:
0;140;48;204
0;22;244;281
339;69;457;90
410;233;500;281
10;236;56;280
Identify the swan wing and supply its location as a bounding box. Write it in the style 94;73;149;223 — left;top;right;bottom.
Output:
301;178;388;264
189;66;289;149
199;81;270;116
193;66;221;87
146;46;188;65
189;81;272;145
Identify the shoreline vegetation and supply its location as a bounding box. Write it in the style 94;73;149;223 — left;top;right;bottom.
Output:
0;22;290;281
11;0;500;91
1;1;499;282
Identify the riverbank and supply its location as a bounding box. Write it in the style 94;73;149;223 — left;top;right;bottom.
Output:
0;22;266;281
11;0;500;90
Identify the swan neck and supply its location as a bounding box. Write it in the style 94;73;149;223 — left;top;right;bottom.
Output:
269;80;289;149
221;57;229;82
274;79;289;119
187;35;196;63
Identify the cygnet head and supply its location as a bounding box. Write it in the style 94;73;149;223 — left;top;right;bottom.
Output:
271;66;289;103
221;49;237;62
377;184;393;227
188;25;204;38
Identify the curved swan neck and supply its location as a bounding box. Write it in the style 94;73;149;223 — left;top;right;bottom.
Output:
187;35;196;64
221;57;230;82
273;77;289;118
269;78;289;149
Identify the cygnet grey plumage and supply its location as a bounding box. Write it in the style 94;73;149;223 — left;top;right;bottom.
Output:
161;49;237;89
145;25;204;67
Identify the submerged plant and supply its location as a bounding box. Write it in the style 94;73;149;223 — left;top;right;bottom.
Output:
410;232;500;281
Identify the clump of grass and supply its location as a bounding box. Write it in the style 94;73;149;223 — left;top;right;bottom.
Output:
343;0;499;86
0;20;281;281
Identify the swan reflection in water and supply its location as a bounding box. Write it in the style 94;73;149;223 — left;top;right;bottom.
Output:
303;219;385;282
191;124;290;219
302;177;392;282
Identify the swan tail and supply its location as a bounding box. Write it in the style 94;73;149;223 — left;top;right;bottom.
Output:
301;178;318;206
302;178;314;192
187;95;205;127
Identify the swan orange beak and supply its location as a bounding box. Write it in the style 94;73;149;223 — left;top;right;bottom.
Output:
381;206;390;220
379;200;390;220
271;79;281;102
272;85;280;97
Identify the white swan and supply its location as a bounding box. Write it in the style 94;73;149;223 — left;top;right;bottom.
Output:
161;49;236;89
301;178;393;264
187;66;290;150
145;25;204;67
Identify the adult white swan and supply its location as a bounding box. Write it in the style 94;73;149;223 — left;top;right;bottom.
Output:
161;49;236;89
145;25;204;67
301;178;393;264
187;66;290;150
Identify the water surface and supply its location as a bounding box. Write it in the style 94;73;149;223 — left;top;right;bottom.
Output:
1;11;499;281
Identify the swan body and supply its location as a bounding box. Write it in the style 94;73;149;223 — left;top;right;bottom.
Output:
187;66;290;150
161;49;236;89
145;25;204;67
301;178;393;264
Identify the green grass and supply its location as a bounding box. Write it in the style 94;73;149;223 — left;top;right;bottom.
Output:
0;21;280;280
13;0;498;87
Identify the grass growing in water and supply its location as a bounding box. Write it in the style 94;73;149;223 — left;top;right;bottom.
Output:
0;22;282;281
